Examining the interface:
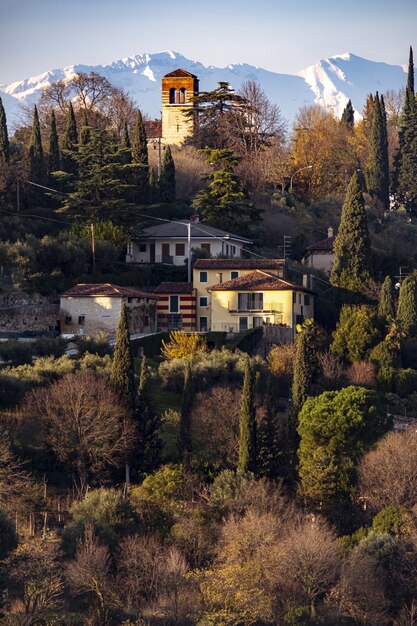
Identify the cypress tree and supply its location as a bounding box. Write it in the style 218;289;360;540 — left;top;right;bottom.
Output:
257;375;286;479
397;46;417;213
0;96;9;164
378;275;396;320
341;99;354;129
135;357;162;476
148;166;160;202
61;102;78;175
238;357;257;474
48;110;60;172
366;93;390;209
396;275;417;337
79;110;91;146
291;329;314;420
159;145;176;202
119;121;132;165
179;360;194;465
330;171;372;293
110;305;135;410
131;110;149;201
28;105;45;183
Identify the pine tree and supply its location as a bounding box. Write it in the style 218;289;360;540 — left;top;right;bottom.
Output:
378;275;396;320
135;357;162;476
148;166;159;202
131;110;149;201
159;145;176;202
341;99;354;129
0;96;9;164
110;305;135;409
119;121;132;165
397;46;417;213
61;103;78;175
179;361;194;465
330;171;372;292
28;105;45;183
79;110;92;146
396;275;417;336
48;110;60;172
238;357;257;474
366;93;390;209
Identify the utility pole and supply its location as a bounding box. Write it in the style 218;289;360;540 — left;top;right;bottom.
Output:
187;222;191;283
283;235;292;260
91;223;96;274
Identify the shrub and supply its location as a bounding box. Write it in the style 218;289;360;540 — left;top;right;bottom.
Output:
33;336;67;358
396;368;417;397
401;338;417;369
345;361;376;387
370;340;400;391
0;507;17;559
161;330;207;360
74;332;112;357
227;326;263;355
78;352;112;374
331;305;381;363
0;340;33;366
372;505;415;539
317;350;344;390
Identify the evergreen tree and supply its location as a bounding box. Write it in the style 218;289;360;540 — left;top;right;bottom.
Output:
256;375;286;479
238;357;257;474
48;110;60;172
397;46;417;213
396;275;417;337
330;171;372;292
110;305;135;409
148;166;159;202
291;328;314;420
191;147;262;237
28;105;45;183
135;357;162;476
179;360;194;465
79;110;92;146
366;93;390;209
131;110;149;201
159;145;176;202
341;99;355;129
61;103;78;175
0;96;9;164
119;121;132;165
378;275;396;320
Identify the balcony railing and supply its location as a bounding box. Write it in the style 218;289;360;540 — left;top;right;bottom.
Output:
228;301;283;313
155;254;174;264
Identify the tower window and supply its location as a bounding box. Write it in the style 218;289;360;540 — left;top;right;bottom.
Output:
179;88;186;103
169;88;176;104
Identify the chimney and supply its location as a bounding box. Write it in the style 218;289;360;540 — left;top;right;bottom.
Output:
328;227;334;238
302;274;308;288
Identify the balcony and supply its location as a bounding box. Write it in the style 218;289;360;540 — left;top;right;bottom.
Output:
228;301;283;314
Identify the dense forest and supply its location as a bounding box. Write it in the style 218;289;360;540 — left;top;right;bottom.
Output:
0;47;417;625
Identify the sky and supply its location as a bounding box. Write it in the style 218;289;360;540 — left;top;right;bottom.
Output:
0;0;416;84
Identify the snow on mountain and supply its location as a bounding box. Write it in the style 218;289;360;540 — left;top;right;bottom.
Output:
0;50;411;131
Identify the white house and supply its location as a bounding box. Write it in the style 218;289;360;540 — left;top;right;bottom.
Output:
126;220;252;266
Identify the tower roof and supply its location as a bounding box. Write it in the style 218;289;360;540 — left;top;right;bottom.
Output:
163;68;198;78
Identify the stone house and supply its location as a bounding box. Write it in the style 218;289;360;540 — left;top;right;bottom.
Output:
60;283;157;337
153;282;197;332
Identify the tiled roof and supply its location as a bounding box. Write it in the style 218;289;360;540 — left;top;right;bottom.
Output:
163;68;197;78
194;258;285;270
136;220;252;243
153;282;194;294
208;270;315;294
306;236;335;253
62;283;157;299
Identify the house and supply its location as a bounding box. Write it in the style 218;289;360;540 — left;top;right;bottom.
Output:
126;221;252;266
60;283;158;336
161;69;199;146
207;270;315;340
153;282;197;332
303;227;335;275
193;258;286;332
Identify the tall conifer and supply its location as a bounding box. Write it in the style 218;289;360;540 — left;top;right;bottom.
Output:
135;357;161;476
378;275;396;320
179;361;193;465
61;103;78;175
119;121;132;165
366;93;389;209
159;145;176;202
341;99;354;129
330;171;372;292
110;305;135;409
0;96;9;164
397;46;417;213
131;110;149;201
291;329;313;421
257;375;286;479
28;105;45;183
396;275;417;337
79;110;91;146
238;357;257;474
48;110;60;172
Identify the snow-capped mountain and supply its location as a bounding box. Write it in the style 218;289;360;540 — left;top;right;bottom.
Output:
0;50;412;130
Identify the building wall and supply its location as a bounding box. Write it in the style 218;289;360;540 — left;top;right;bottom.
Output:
60;296;157;336
127;239;244;265
156;292;196;331
0;292;59;334
304;252;335;275
161;75;199;146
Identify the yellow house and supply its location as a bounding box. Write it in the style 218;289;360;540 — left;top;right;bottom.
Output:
193;258;286;332
207;270;315;337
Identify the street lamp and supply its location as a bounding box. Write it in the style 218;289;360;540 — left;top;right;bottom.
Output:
289;165;313;193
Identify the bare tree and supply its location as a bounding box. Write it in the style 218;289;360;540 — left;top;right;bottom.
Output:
345;360;376;387
359;428;417;509
0;430;32;513
27;371;136;493
117;534;165;609
70;72;117;112
317;350;344;388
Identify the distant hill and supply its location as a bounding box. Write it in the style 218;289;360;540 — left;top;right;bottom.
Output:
0;50;412;130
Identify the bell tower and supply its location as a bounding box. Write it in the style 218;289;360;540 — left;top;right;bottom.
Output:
161;69;199;146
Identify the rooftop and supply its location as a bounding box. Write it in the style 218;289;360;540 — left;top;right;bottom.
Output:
306;236;335;253
136;220;252;243
163;68;198;78
194;258;285;270
208;270;315;293
153;282;194;294
62;283;157;299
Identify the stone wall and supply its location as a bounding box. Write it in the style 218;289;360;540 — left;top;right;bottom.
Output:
0;292;59;334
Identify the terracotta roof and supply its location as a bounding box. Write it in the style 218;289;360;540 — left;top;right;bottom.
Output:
306;236;335;253
136;220;252;243
153;282;194;294
163;68;197;78
62;283;157;299
194;258;285;270
208;270;315;294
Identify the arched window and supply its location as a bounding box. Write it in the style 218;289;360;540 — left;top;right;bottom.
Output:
179;88;186;104
169;88;176;104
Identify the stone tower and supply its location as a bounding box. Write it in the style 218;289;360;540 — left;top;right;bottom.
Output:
161;69;199;146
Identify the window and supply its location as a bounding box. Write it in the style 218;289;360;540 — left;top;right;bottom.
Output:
179;87;186;103
292;292;296;304
144;315;150;326
201;243;211;254
304;294;311;306
169;88;176;104
65;315;72;325
199;271;208;283
78;315;85;325
200;316;208;332
231;245;236;255
231;271;239;279
298;294;302;304
169;295;179;313
239;317;248;332
199;296;208;307
139;243;146;252
253;317;264;327
128;297;132;303
175;243;185;256
238;292;263;310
